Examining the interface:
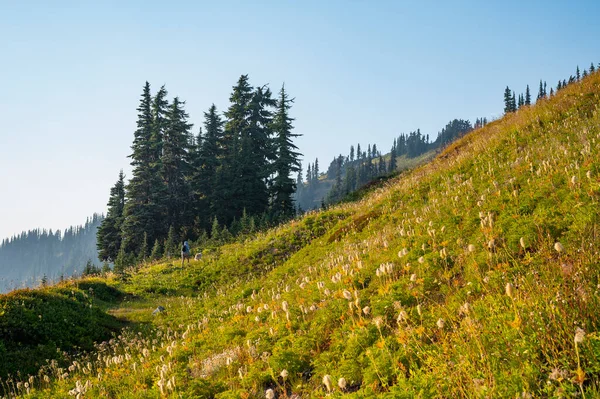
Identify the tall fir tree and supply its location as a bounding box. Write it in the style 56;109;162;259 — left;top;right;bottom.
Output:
503;86;513;113
525;84;531;105
270;84;302;220
97;170;126;262
217;75;255;225
192;104;223;230
121;83;167;255
162;97;193;235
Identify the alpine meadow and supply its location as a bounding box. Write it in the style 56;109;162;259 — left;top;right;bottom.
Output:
1;62;600;399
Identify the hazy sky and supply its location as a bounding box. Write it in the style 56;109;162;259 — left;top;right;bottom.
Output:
1;0;599;240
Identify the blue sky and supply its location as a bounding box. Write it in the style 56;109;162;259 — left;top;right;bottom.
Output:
0;0;599;240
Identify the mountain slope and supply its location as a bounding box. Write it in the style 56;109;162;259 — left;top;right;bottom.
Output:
2;71;600;398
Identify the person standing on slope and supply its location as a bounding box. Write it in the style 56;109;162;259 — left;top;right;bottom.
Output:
181;240;191;267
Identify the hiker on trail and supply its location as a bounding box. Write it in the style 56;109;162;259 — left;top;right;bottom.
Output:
181;240;191;266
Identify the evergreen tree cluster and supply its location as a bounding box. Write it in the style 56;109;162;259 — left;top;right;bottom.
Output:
504;62;599;114
97;76;302;270
0;215;103;292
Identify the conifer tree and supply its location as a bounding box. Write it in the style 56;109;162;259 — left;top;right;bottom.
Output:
511;91;517;112
537;80;544;101
349;145;355;162
543;81;547;97
582;69;588;78
193;104;224;229
97;170;126;262
314;158;320;181
576;65;581;81
162;97;193;234
503;86;513;113
590;63;596;73
525;85;531;105
164;225;177;258
137;232;148;264
218;75;255;225
121;84;169;256
150;239;162;260
270;84;302;220
517;94;524;108
388;139;397;173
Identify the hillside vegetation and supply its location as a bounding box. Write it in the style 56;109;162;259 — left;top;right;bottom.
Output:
2;71;600;398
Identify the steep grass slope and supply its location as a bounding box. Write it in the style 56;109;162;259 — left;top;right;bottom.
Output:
2;71;600;398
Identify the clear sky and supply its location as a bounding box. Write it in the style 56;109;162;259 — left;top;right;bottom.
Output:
1;0;598;240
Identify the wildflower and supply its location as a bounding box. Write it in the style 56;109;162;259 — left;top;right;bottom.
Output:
410;273;417;282
373;316;384;329
323;375;333;392
505;283;514;298
571;175;577;185
362;306;371;315
519;237;526;249
418;256;425;264
575;327;585;344
417;304;422;316
436;318;445;329
265;388;275;399
468;244;476;252
398;248;408;258
397;310;408;323
246;306;253;313
280;369;288;379
342;290;353;300
338;377;347;390
281;301;289;312
586;170;592;179
459;302;471;315
554;242;564;253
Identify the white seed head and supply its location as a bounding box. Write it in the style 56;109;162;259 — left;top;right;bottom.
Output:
281;301;288;312
410;273;417;282
323;375;333;392
468;244;476;252
505;283;514;299
436;318;445;329
519;237;526;249
362;306;371;315
342;290;353;300
418;256;425;264
338;377;347;390
397;310;408;323
554;242;564;253
280;369;288;379
265;388;275;399
575;327;586;344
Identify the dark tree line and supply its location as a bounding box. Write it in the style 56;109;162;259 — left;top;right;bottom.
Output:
0;214;103;292
504;62;599;114
97;76;302;270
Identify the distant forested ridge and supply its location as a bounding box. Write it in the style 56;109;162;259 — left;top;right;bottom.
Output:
294;118;478;210
0;214;103;293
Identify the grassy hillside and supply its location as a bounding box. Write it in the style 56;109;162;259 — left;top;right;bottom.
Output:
2;71;600;398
